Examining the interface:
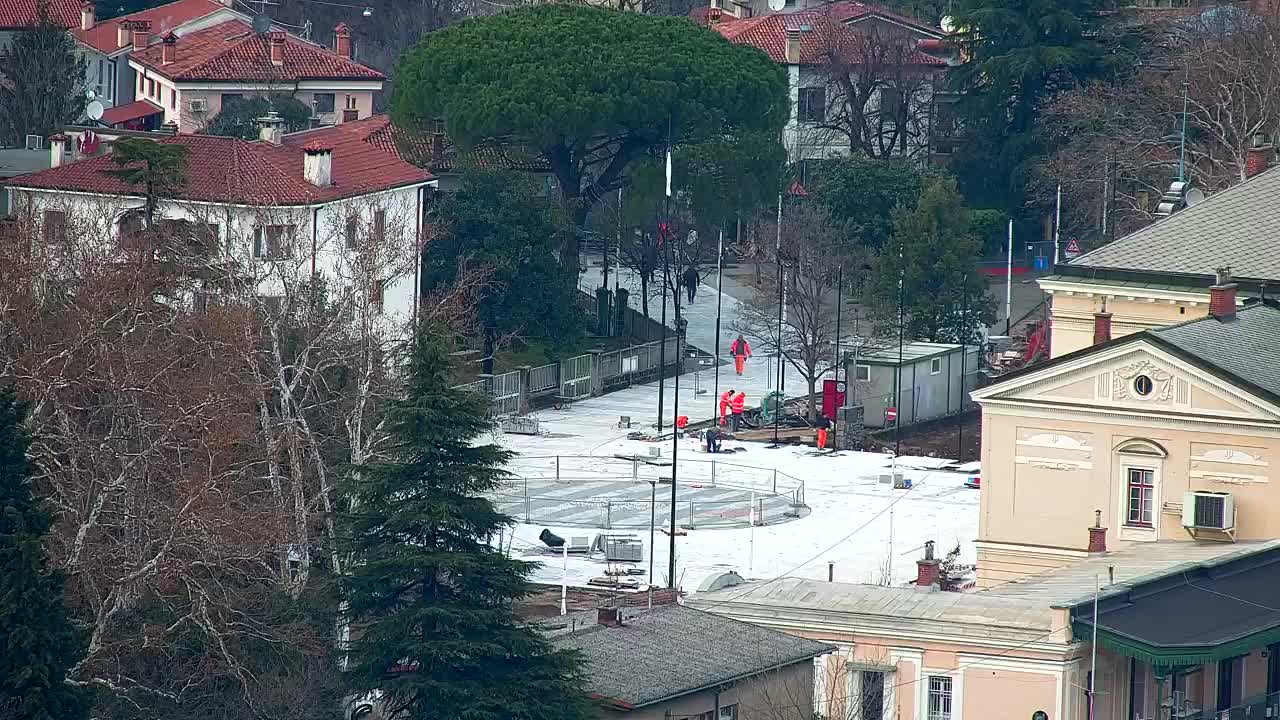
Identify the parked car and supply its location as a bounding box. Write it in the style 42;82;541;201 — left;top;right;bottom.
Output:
964;473;980;489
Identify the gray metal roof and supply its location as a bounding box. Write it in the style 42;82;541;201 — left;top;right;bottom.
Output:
858;341;970;365
1067;166;1280;281
548;604;832;708
1150;302;1280;400
0;147;57;178
981;541;1279;608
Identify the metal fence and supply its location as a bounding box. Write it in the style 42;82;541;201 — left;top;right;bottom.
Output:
559;354;592;400
492;454;808;529
489;371;521;416
528;363;559;395
597;337;680;386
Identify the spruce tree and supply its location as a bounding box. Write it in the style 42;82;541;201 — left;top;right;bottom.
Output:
0;387;90;720
340;328;592;720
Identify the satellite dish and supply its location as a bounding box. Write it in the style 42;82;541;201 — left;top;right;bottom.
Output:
86;101;104;121
1186;187;1206;207
251;13;272;33
767;0;785;12
85;88;96;100
940;14;957;33
362;6;372;16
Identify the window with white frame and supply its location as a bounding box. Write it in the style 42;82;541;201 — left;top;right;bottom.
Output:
930;356;942;375
718;704;737;720
855;364;871;382
797;86;826;123
927;676;953;720
253;224;296;259
1125;467;1155;527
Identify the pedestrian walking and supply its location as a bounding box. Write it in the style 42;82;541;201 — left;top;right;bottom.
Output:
718;388;734;426
730;390;746;432
682;266;699;304
730;334;752;376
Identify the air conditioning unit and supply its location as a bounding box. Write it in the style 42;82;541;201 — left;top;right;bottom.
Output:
1182;491;1235;531
25;134;43;150
189;98;208;113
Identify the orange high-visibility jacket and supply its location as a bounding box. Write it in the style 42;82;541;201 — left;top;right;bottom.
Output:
730;338;752;357
730;392;746;414
719;391;733;417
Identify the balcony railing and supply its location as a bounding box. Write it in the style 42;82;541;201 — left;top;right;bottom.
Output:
1172;690;1280;720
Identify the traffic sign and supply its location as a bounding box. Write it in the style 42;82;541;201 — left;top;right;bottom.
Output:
885;406;898;423
1064;238;1082;259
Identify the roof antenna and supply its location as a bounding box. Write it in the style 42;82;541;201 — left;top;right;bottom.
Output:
1261;282;1269;302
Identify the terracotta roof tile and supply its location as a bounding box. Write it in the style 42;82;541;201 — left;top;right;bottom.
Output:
131;20;384;82
100;99;164;125
315;116;549;174
10;129;428;205
0;0;78;28
707;2;945;66
73;0;226;53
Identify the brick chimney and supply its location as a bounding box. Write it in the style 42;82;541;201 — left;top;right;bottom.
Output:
1093;303;1112;345
48;134;69;168
117;21;130;48
303;141;333;187
161;31;177;64
130;20;151;52
1246;141;1273;178
333;22;351;58
597;607;622;627
80;0;94;31
1087;509;1107;553
268;31;286;66
916;540;940;588
785;27;802;64
1209;267;1238;320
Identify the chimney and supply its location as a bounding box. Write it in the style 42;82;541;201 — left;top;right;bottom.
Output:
268;31;286;66
1087;510;1107;553
430;131;445;164
333;22;351;58
256;111;285;145
708;0;722;23
303;141;333;187
80;0;94;31
117;21;130;48
161;31;177;64
916;540;940;588
131;20;151;51
1209;267;1238;320
1093;303;1112;345
597;607;622;627
784;27;802;64
48;134;69;168
1247;136;1273;178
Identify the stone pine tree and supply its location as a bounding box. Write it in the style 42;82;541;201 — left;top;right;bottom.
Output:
0;4;87;145
0;386;90;720
340;327;593;720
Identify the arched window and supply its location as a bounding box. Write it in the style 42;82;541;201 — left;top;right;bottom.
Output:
1114;438;1169;458
1115;438;1168;537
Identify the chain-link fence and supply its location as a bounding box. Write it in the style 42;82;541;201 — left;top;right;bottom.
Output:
492;455;808;530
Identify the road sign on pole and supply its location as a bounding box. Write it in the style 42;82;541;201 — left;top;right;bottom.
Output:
885;406;898;424
1064;238;1082;260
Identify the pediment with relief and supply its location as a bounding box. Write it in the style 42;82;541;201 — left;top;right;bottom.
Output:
975;344;1280;423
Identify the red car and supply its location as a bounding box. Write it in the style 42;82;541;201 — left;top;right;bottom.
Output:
964;473;980;489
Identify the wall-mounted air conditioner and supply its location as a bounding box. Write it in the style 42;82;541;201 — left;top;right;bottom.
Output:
25;134;43;150
189;98;208;113
1182;491;1235;531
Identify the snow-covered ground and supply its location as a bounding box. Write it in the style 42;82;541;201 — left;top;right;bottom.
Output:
496;418;979;594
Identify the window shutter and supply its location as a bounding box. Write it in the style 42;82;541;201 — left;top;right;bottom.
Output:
253;227;263;258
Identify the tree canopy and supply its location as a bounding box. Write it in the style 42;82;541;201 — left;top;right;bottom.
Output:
422;169;580;372
340;327;592;720
0;386;91;720
868;175;994;344
814;157;926;251
947;0;1118;213
0;7;87;145
392;3;789;261
203;94;312;140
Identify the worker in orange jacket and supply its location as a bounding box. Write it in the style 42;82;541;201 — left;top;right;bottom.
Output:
730;334;752;375
718;388;735;426
729;391;746;432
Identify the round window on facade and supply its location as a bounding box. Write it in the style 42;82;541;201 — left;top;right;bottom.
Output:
1134;375;1155;396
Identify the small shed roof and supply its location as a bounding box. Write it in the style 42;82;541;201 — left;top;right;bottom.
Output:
856;341;970;365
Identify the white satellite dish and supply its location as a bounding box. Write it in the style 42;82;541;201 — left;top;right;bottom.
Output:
767;0;786;12
1186;187;1206;207
251;12;272;33
939;14;957;33
86;101;105;121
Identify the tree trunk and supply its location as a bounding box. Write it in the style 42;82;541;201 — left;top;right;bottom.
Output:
807;376;818;422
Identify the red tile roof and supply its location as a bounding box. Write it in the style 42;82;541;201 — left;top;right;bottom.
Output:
73;0;226;53
298;114;550;174
0;0;78;28
706;2;945;66
10;129;428;205
130;20;384;82
100;99;164;125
